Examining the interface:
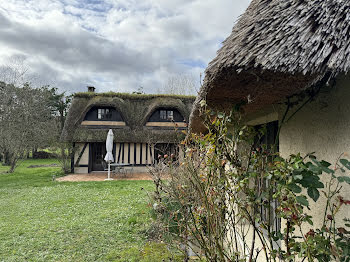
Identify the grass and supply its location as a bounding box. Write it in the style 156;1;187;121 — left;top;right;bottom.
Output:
0;159;158;262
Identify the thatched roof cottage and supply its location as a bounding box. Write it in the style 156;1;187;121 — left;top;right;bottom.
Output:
190;0;350;225
62;88;194;173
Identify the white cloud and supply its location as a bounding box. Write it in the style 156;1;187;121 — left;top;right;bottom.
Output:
0;0;251;94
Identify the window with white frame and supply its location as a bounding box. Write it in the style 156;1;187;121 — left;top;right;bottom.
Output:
97;108;112;120
167;110;174;121
160;110;174;121
160;110;167;120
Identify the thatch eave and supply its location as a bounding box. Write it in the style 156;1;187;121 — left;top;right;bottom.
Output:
69;127;184;144
189;67;318;133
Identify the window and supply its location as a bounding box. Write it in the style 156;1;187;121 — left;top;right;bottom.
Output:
97;108;112;120
160;110;167;120
254;121;280;231
84;107;123;122
167;110;174;121
147;108;184;124
160;110;174;121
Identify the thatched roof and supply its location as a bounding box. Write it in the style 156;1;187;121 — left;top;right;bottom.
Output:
61;92;195;143
190;0;350;132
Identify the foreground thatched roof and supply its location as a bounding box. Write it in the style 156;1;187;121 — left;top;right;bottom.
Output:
190;0;350;132
61;92;195;143
212;0;350;77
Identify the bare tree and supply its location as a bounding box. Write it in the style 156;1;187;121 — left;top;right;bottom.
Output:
0;82;55;172
0;55;37;87
157;74;198;95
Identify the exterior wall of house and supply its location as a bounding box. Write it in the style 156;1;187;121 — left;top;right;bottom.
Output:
233;75;350;260
71;141;187;174
74;142;89;174
72;142;157;173
114;142;154;166
279;74;350;227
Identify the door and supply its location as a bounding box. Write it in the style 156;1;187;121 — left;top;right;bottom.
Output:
91;143;106;171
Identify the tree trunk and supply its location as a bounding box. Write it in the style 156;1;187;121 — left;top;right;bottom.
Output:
9;159;17;173
3;150;11;166
60;108;65;133
59;143;71;174
32;147;38;158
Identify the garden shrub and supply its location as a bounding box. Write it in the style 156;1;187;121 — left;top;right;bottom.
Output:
32;151;58;159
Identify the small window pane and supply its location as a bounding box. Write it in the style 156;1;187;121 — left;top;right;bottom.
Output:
98;109;102;119
160;110;167;120
105;109;111;119
167;110;174;121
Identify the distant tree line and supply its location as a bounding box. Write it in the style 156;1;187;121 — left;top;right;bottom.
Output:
0;81;71;173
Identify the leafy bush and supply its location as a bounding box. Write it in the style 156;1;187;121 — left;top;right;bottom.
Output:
32;151;58;159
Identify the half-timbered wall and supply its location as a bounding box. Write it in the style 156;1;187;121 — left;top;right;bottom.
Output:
73;142;155;173
73;142;89;174
114;143;154;165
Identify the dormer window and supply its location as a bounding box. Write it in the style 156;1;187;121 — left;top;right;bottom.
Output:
145;108;187;128
97;108;112;120
82;106;126;126
160;110;174;121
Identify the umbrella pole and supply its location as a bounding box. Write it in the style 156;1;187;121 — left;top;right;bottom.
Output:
105;161;113;181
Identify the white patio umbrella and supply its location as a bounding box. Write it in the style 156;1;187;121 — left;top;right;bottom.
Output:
104;129;114;181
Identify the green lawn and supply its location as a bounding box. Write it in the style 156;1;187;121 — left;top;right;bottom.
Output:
0;159;156;262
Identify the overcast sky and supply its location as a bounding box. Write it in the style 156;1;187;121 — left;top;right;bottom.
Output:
0;0;251;94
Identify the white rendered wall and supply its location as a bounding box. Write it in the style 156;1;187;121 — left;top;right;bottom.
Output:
232;74;350;261
279;74;350;227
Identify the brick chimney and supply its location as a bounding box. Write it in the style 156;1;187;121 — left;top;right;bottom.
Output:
87;86;95;92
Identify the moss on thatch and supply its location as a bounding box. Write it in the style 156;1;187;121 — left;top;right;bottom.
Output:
71;128;185;144
61;93;194;143
190;0;350;133
74;92;196;100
